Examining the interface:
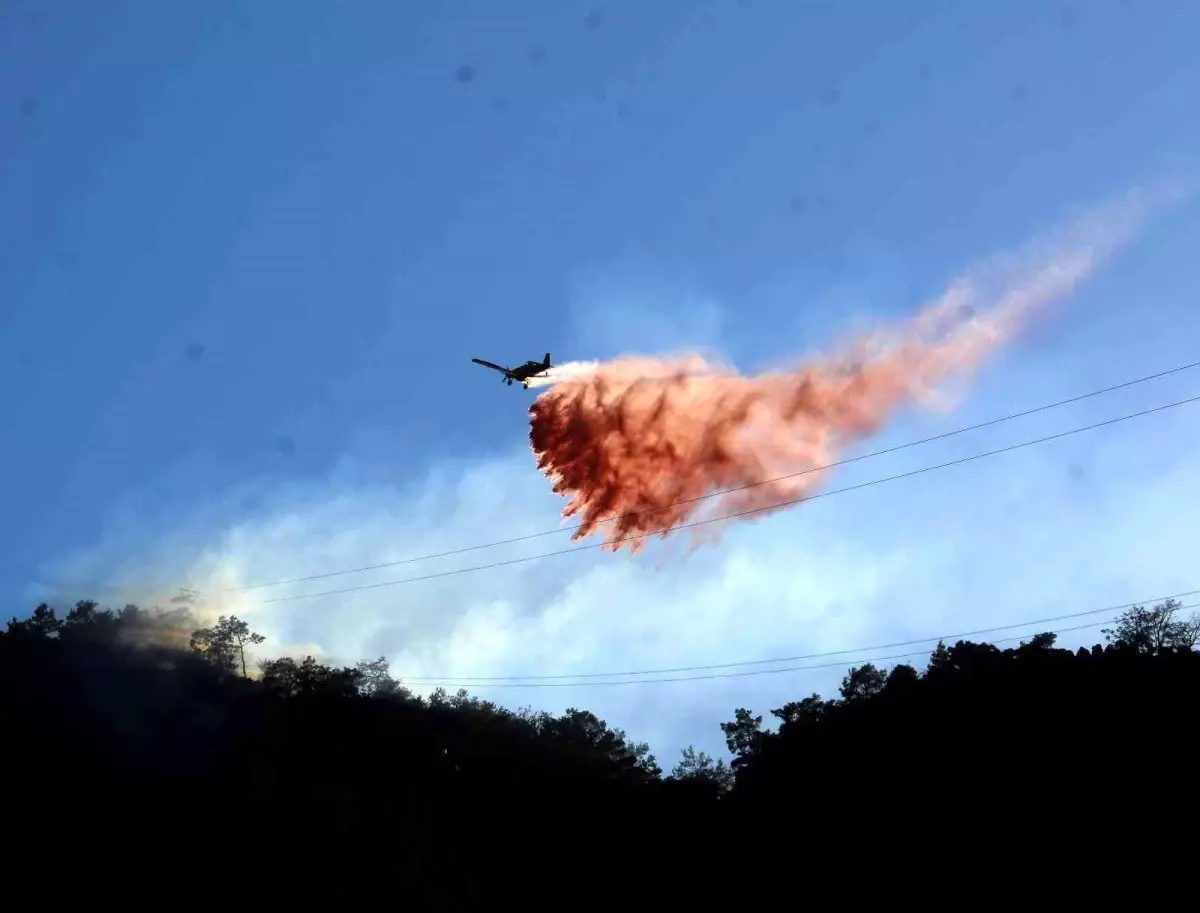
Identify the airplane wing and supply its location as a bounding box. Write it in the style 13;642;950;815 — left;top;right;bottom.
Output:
471;358;510;374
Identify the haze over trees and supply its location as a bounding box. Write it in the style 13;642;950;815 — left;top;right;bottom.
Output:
2;595;1196;902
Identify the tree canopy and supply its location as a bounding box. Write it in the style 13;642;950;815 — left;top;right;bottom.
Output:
2;596;1197;903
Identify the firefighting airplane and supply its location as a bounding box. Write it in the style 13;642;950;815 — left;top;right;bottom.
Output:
470;352;552;389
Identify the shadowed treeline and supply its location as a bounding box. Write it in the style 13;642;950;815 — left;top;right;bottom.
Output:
2;597;1197;902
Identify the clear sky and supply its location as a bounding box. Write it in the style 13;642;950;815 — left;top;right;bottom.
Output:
4;1;1199;761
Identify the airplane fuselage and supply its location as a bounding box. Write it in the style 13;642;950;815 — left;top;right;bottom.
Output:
471;352;553;389
509;360;547;380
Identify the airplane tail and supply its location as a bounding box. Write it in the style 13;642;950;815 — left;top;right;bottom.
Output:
544;352;551;368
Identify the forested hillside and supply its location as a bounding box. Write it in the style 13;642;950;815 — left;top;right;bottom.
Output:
3;597;1196;903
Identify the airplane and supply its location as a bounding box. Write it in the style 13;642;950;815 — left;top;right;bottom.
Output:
471;352;552;389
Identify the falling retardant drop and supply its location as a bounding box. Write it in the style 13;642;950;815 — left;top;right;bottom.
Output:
525;188;1177;553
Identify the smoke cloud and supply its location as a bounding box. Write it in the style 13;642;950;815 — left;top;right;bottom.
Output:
528;188;1171;551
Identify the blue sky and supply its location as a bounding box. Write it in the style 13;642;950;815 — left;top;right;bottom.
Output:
3;1;1199;761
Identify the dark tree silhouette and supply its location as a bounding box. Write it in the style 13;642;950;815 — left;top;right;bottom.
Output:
259;655;302;694
3;593;1199;903
771;693;831;730
7;603;63;638
1022;631;1058;650
719;707;764;769
839;661;887;701
671;745;734;792
60;600;119;645
1102;598;1200;653
189;615;264;676
261;654;362;696
354;656;409;699
884;662;920;692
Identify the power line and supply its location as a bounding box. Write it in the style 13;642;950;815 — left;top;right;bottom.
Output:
230;392;1200;606
399;613;1189;689
220;359;1200;594
396;589;1200;682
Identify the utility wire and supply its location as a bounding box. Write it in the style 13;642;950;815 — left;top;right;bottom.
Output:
396;589;1200;682
399;609;1198;689
232;392;1200;607
220;359;1200;594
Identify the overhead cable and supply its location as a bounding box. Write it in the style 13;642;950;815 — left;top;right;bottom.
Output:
220;359;1200;594
399;609;1198;689
231;393;1200;606
397;588;1200;682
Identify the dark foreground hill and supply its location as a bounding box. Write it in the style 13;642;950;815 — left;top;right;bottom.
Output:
2;598;1197;904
